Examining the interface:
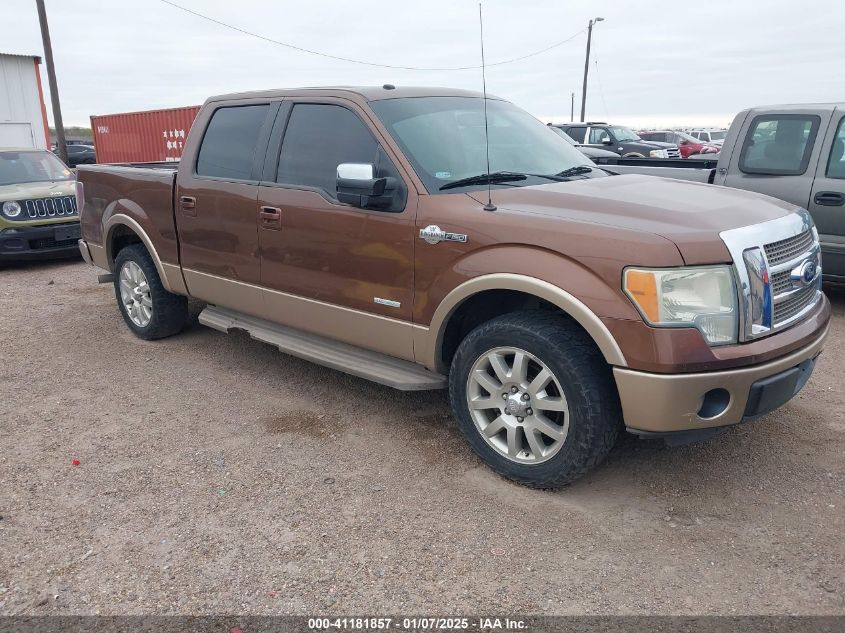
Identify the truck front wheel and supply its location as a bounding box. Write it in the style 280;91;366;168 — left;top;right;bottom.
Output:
448;311;622;488
113;244;188;340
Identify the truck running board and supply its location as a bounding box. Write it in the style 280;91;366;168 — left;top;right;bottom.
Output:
198;306;447;391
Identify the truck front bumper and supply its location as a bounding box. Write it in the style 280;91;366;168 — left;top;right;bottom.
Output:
615;319;829;438
0;222;81;261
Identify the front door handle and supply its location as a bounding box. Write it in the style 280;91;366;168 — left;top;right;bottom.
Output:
259;206;282;229
813;191;845;207
180;196;197;216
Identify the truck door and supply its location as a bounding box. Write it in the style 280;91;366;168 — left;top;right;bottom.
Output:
255;99;417;360
808;109;845;279
175;101;278;314
722;109;830;210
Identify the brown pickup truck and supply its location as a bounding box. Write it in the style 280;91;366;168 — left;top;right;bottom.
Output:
76;86;830;488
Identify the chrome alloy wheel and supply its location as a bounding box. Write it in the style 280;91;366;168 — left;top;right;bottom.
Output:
119;260;153;327
466;346;570;464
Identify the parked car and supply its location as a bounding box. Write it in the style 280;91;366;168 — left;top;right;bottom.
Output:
51;140;95;150
553;122;681;158
548;125;619;160
53;143;96;167
77;86;829;488
0;148;80;261
638;130;719;159
689;129;727;147
593;104;845;282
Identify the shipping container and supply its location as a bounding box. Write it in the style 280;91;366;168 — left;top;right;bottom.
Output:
0;52;50;149
90;105;200;164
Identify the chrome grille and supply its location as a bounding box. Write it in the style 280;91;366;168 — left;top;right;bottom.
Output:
666;147;681;158
774;285;818;323
770;270;793;295
720;209;822;342
764;230;814;266
22;195;77;220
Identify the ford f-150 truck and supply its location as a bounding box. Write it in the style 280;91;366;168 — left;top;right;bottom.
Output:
76;86;830;488
597;104;845;282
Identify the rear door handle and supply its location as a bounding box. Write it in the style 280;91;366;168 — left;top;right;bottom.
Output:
259;206;282;229
813;191;845;207
180;196;197;216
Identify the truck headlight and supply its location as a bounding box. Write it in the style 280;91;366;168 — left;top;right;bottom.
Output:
648;149;667;158
2;201;22;218
623;266;738;345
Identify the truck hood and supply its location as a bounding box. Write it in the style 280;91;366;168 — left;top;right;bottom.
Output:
640;140;676;149
472;174;797;265
0;179;76;201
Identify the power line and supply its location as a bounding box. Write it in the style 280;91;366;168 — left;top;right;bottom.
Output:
158;0;585;71
593;58;609;118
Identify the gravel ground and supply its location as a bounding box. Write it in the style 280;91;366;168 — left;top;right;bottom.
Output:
0;259;843;615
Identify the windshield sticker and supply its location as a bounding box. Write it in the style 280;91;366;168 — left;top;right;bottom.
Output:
435;171;452;179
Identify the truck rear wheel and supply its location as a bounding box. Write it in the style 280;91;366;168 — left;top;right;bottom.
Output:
113;244;188;340
448;311;622;488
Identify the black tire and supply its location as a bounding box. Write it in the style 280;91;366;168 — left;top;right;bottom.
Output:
448;310;622;488
113;244;188;340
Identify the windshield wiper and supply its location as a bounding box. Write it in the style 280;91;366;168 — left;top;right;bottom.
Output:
439;172;527;191
555;165;595;178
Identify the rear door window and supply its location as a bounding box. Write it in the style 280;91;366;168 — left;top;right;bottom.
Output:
196;104;270;180
826;116;845;179
566;126;587;143
739;114;821;175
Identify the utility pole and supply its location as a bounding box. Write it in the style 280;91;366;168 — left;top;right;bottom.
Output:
570;92;574;122
35;0;67;164
580;17;604;123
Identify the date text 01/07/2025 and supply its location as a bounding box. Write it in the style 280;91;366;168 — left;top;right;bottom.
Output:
306;617;528;630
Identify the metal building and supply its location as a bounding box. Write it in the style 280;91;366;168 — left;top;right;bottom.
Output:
0;52;50;149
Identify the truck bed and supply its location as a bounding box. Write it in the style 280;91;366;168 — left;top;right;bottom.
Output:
76;163;180;267
594;157;718;183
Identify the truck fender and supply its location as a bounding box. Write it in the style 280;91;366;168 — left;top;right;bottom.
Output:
103;212;187;295
417;273;628;373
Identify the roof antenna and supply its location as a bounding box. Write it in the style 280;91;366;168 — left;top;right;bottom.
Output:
478;3;496;212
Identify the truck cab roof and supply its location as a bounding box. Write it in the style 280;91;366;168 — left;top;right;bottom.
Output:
206;85;498;104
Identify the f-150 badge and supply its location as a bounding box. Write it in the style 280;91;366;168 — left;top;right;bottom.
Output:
419;225;468;245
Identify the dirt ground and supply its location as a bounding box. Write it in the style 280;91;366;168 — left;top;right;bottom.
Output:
0;259;843;616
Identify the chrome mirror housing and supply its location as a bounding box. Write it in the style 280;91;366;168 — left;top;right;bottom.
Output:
337;163;375;181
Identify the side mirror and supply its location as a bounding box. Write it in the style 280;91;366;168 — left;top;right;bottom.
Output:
601;138;613;146
336;163;394;207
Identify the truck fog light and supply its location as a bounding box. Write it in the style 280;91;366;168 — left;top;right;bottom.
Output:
698;388;730;419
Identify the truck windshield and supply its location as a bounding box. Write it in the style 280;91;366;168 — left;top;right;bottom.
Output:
369;97;594;193
0;150;73;186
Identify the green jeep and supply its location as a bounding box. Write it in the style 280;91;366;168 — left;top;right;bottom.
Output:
0;148;80;261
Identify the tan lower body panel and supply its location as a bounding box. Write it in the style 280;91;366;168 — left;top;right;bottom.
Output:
199;306;445;391
78;239;93;265
82;239;187;295
182;268;420;362
614;324;829;433
87;242;108;269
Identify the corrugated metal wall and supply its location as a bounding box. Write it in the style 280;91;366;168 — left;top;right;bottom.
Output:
0;53;49;150
90;106;201;164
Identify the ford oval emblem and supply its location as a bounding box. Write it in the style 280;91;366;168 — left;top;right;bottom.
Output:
790;259;819;287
